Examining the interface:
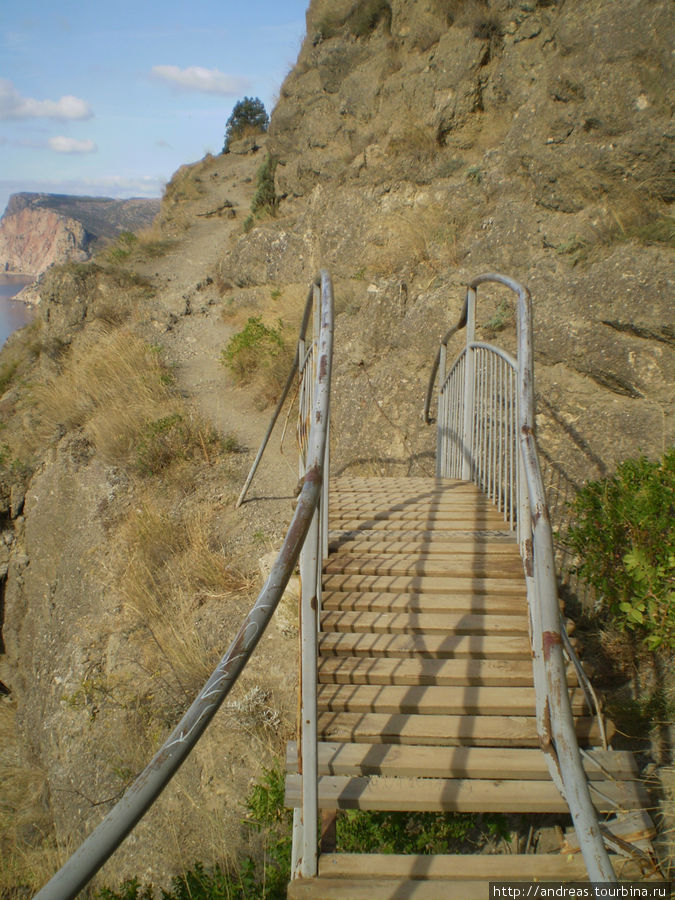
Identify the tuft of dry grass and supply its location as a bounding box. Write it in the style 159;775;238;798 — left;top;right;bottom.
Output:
0;701;62;897
30;327;224;474
119;502;254;704
366;203;464;276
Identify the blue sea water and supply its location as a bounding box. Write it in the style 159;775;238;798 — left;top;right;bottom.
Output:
0;275;34;346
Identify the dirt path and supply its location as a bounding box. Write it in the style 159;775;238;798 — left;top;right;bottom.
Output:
135;142;301;550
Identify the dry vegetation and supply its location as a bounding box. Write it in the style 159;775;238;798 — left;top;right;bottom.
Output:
0;702;62;897
119;501;253;706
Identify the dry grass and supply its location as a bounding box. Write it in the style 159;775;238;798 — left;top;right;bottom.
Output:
30;326;222;473
119;501;254;705
366;203;463;276
0;701;62;897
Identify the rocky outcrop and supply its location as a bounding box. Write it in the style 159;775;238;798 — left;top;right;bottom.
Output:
0;194;160;277
246;0;673;491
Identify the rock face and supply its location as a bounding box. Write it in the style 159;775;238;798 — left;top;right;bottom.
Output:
247;0;672;493
0;193;161;276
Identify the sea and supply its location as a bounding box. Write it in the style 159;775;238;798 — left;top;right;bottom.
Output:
0;274;35;347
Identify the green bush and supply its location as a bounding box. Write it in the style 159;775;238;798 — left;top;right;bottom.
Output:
566;449;675;650
250;156;278;218
223;97;268;153
336;809;508;854
221;316;288;394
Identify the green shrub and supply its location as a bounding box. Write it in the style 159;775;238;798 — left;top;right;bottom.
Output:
223;97;269;153
105;231;138;263
566;449;675;650
135;413;222;476
222;316;291;405
337;809;509;854
250;156;278;218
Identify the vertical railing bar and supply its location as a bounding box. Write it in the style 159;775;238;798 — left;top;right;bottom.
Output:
490;351;496;500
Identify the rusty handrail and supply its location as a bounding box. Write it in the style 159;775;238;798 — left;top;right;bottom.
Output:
34;272;334;900
428;273;616;884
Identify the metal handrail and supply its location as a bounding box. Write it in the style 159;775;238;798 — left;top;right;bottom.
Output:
34;271;334;900
427;273;616;884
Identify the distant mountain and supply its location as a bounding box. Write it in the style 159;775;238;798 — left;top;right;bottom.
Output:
0;192;161;276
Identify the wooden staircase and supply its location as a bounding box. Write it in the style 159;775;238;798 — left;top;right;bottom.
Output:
285;476;656;899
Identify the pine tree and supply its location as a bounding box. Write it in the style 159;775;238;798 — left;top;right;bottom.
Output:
223;97;269;153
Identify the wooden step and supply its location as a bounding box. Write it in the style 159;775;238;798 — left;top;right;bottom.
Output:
285;770;642;813
321;591;526;615
286;742;639;781
318;632;532;660
328;537;519;556
316;712;609;747
320;610;529;636
285;854;659;898
324;555;523;578
318;656;539;687
316;683;588;716
330;510;510;526
328;518;511;534
322;574;525;597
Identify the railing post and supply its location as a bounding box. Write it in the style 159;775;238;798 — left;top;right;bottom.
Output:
298;506;319;878
461;287;476;481
436;342;447;478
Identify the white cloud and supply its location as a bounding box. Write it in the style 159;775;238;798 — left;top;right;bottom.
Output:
48;136;97;154
0;78;93;120
151;65;248;95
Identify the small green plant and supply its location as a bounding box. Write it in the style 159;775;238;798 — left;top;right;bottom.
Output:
222;316;288;390
566;449;675;650
223;97;269;153
484;299;513;335
466;165;483;184
250;156;278;218
337;809;509;853
105;231;139;263
135;414;221;476
270;287;282;301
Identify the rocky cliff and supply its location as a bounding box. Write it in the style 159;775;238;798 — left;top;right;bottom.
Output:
0;193;161;277
0;0;672;894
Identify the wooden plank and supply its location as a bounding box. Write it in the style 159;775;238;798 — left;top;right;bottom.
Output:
322;574;526;597
321;591;526;615
330;509;510;525
329;518;511;534
320;610;529;636
328;538;519;556
316;853;656;882
329;530;517;545
285;773;646;812
316;683;587;715
316;712;608;747
318;656;538;687
318;632;532;660
286;742;640;782
288;876;491;898
324;555;523;578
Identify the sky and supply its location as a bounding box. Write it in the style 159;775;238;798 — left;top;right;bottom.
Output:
0;0;309;214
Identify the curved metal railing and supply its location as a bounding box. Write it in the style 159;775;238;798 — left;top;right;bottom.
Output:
426;273;617;884
34;271;334;900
